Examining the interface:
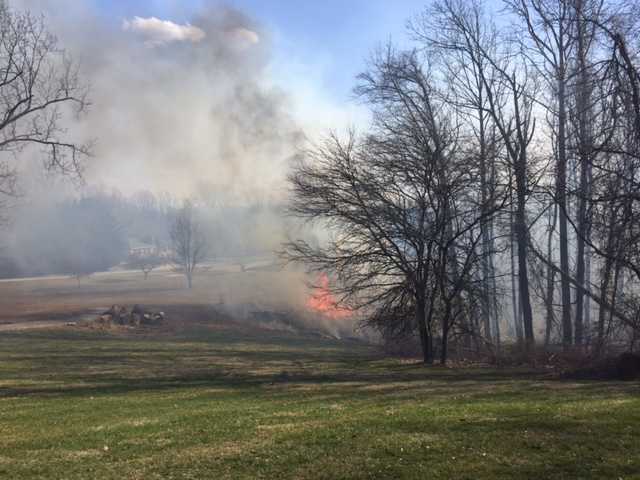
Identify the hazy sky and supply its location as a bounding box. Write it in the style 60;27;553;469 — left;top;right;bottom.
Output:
90;0;427;102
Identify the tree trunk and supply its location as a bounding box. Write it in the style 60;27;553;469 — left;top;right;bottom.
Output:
574;2;593;347
516;210;534;347
545;204;558;347
585;243;592;339
597;256;613;352
441;305;451;365
557;67;573;348
510;194;523;343
489;213;500;348
416;292;433;364
514;151;534;347
478;112;493;343
574;172;588;346
584;133;595;345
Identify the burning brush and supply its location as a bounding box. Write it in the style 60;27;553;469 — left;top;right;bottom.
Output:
306;273;351;319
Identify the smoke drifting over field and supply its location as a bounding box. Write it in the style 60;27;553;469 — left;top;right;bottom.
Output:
2;0;308;259
12;0;303;201
0;0;364;339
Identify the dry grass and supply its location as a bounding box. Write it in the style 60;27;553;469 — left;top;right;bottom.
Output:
0;266;309;325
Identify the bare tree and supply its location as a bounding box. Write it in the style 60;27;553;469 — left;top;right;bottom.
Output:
419;0;538;348
414;0;505;347
127;251;165;280
170;201;208;289
283;0;640;356
502;0;578;348
285;47;503;363
0;2;90;194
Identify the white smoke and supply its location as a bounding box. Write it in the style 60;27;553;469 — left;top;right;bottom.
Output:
2;1;300;203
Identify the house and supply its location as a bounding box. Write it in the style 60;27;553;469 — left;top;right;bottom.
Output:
128;238;157;258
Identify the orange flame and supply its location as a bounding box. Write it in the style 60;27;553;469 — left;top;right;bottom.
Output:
306;273;351;319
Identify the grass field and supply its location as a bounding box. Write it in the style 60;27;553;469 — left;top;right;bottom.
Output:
1;307;639;480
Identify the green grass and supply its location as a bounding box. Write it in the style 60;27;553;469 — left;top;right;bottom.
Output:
1;326;639;479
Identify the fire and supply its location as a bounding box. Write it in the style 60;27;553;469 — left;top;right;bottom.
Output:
306;273;351;319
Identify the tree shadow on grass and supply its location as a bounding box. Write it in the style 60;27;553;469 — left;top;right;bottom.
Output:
2;353;637;401
2;327;638;401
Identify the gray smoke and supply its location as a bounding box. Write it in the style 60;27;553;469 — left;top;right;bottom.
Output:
0;1;362;340
1;0;306;269
11;0;302;202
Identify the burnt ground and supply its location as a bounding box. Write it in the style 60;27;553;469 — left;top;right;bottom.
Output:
0;267;360;340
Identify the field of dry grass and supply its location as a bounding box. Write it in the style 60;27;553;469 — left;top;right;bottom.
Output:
0;263;311;326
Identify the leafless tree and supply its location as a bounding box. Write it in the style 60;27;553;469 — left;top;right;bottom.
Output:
413;0;505;347
0;2;90;196
536;2;640;351
127;251;165;280
285;47;503;363
284;0;640;357
417;0;538;348
503;0;578;348
170;200;208;289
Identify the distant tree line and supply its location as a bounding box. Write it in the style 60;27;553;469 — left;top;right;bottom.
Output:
0;188;289;282
286;0;640;362
0;192;155;278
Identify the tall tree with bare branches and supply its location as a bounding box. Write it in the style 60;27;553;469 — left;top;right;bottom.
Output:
170;200;208;289
285;47;503;363
503;0;577;347
416;0;538;347
413;0;505;346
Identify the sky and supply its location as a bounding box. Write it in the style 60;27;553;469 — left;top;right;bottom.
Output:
92;0;427;106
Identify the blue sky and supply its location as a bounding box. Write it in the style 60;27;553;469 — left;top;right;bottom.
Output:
93;0;428;103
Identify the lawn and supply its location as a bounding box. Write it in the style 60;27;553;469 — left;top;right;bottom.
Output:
0;319;639;479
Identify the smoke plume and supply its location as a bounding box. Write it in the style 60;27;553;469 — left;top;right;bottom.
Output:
11;0;302;202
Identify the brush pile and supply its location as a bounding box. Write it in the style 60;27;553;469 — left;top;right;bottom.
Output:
94;304;164;328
